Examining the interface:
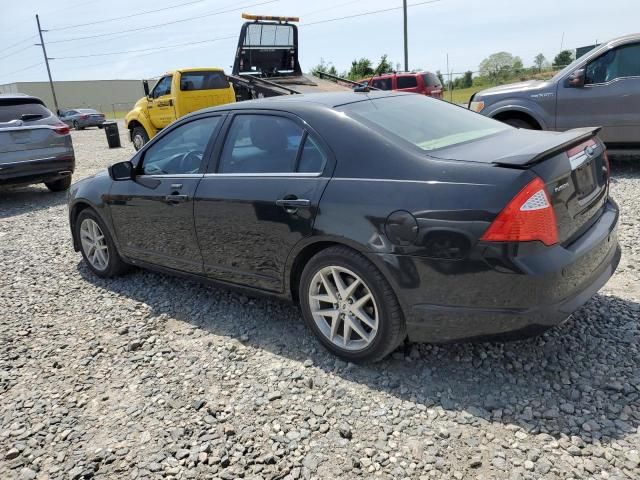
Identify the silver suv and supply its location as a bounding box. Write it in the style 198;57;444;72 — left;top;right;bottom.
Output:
469;33;640;152
0;94;75;191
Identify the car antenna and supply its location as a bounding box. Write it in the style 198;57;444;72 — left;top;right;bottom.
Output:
354;61;386;93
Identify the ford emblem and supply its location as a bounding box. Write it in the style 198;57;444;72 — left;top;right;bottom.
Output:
585;145;595;156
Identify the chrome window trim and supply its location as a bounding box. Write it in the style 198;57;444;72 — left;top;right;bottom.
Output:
202;172;323;178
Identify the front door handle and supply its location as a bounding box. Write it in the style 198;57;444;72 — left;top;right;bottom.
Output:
164;194;188;204
276;198;310;209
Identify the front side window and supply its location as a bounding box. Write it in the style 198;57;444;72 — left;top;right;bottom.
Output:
219;115;304;174
141;116;220;175
180;71;229;91
397;76;418;89
151;76;172;98
341;95;510;152
585;43;640;84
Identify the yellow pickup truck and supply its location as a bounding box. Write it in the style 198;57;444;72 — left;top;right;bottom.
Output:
125;67;235;150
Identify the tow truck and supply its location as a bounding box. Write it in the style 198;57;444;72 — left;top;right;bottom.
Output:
125;14;349;149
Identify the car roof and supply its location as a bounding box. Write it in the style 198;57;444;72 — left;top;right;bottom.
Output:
0;93;44;105
200;90;413;115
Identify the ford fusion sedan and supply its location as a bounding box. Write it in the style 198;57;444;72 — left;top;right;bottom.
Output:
67;92;620;362
0;94;75;191
59;108;106;130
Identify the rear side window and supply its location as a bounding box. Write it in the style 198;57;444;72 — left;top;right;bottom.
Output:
219;115;304;174
422;73;441;87
371;78;392;90
397;76;418;89
0;101;52;122
180;71;229;91
298;135;327;173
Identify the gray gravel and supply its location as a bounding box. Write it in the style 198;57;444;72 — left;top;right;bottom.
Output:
1;125;639;479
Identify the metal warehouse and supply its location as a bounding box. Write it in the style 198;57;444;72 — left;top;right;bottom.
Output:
0;79;146;115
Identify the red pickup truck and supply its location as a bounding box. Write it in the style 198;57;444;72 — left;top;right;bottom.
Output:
364;71;443;99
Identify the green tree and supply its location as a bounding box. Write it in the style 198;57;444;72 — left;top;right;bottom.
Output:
553;50;574;68
462;70;473;88
347;58;374;80
311;58;338;77
479;52;519;82
534;53;546;72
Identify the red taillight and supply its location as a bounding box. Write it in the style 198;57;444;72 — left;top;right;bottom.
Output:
481;177;558;246
53;124;70;135
80;114;89;119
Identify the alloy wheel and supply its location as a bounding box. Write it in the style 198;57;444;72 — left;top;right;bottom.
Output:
308;266;379;351
79;218;109;271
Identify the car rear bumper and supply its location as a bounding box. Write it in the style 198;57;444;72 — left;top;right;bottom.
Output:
376;199;620;343
79;119;105;128
0;155;75;186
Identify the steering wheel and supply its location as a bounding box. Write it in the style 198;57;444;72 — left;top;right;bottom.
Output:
178;150;203;174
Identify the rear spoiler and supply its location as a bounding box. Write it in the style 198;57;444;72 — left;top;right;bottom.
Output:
493;126;602;167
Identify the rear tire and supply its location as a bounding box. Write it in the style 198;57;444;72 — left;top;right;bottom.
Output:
44;176;72;192
502;118;535;129
75;209;129;278
299;246;406;363
72;120;83;131
132;126;149;151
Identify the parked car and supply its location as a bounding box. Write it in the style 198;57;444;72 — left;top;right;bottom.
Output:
59;108;106;130
469;33;640;152
68;91;619;362
125;67;235;150
0;94;75;192
360;71;443;98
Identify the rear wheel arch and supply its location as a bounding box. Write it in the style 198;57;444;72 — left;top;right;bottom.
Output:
493;110;542;130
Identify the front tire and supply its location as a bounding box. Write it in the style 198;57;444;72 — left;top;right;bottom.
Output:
131;126;149;151
75;209;128;278
44;176;72;192
299;246;406;363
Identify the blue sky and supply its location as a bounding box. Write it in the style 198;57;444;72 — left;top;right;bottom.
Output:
1;0;638;84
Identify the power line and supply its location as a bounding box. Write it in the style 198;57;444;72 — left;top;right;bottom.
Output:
52;34;237;60
0;44;35;61
46;0;278;44
301;0;362;18
0;62;44;80
0;35;38;55
302;0;442;26
49;0;208;31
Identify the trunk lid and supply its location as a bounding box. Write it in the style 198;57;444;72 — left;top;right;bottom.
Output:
430;127;609;244
0;124;70;163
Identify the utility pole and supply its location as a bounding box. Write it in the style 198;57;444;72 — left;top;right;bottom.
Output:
403;0;409;71
35;14;59;114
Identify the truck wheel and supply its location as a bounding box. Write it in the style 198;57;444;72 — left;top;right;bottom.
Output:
132;127;149;151
503;118;535;129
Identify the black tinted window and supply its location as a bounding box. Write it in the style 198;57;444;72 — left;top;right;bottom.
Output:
371;78;392;90
298;135;327;173
422;73;441;87
180;71;229;91
0;102;51;122
220;115;303;174
142;117;220;175
151;76;172;98
586;43;640;84
397;76;418;89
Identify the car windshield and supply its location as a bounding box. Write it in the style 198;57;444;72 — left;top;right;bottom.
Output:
341;95;510;151
0;101;51;122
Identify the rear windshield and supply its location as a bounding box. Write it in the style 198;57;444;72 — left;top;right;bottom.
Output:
243;23;294;48
180;71;229;91
341;95;510;151
0;101;52;122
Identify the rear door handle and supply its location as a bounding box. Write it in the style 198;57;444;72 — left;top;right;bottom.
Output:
276;198;310;208
164;194;188;204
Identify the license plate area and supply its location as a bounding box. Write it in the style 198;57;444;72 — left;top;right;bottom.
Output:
573;159;597;200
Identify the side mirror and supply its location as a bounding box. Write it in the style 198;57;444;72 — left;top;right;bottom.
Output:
567;69;585;88
108;161;134;181
143;79;150;98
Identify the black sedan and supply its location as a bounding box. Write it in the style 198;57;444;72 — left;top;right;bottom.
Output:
67;92;620;362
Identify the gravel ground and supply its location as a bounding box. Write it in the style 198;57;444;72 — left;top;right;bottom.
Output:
1;125;639;480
